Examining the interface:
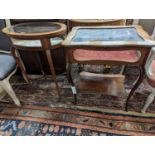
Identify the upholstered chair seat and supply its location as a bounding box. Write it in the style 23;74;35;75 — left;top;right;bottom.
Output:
73;49;140;62
0;53;16;80
0;51;21;106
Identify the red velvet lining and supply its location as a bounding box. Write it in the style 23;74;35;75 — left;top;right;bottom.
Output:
73;49;140;62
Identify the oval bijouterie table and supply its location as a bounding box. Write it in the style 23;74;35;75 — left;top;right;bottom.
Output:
2;22;67;97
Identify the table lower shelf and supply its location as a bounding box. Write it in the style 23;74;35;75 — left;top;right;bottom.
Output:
77;71;126;96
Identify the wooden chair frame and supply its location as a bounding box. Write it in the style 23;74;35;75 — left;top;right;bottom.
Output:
141;47;155;113
0;50;20;106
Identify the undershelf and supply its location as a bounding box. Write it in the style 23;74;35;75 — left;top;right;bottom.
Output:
78;71;126;96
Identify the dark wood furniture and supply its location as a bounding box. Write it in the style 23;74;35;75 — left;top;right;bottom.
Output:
2;22;67;97
68;19;125;31
126;19;134;25
63;25;155;111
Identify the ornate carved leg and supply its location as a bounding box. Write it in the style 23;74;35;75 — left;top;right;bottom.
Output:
46;49;60;97
125;66;145;111
11;47;31;84
66;62;77;104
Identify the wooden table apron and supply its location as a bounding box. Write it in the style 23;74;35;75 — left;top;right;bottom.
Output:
2;22;67;97
63;26;155;111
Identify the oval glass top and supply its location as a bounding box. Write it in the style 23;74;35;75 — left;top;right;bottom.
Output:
9;22;62;34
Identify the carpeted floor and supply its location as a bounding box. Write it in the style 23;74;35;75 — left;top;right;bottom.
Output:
1;65;155;136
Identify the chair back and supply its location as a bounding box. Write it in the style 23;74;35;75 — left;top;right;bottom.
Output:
145;26;155;77
0;20;11;51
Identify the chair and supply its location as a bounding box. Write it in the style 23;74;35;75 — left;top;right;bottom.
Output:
141;47;155;113
0;50;21;106
141;27;155;113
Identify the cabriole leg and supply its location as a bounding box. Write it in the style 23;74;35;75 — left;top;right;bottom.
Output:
125;66;144;111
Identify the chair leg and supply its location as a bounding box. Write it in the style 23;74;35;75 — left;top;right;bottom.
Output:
141;92;154;113
0;79;21;106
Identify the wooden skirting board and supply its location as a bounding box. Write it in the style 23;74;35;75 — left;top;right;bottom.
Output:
78;71;125;96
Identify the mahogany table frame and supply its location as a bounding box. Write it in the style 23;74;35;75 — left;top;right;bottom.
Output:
62;25;155;111
67;19;126;73
2;22;67;97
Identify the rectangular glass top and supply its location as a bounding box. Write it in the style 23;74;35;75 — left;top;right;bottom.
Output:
71;27;144;42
